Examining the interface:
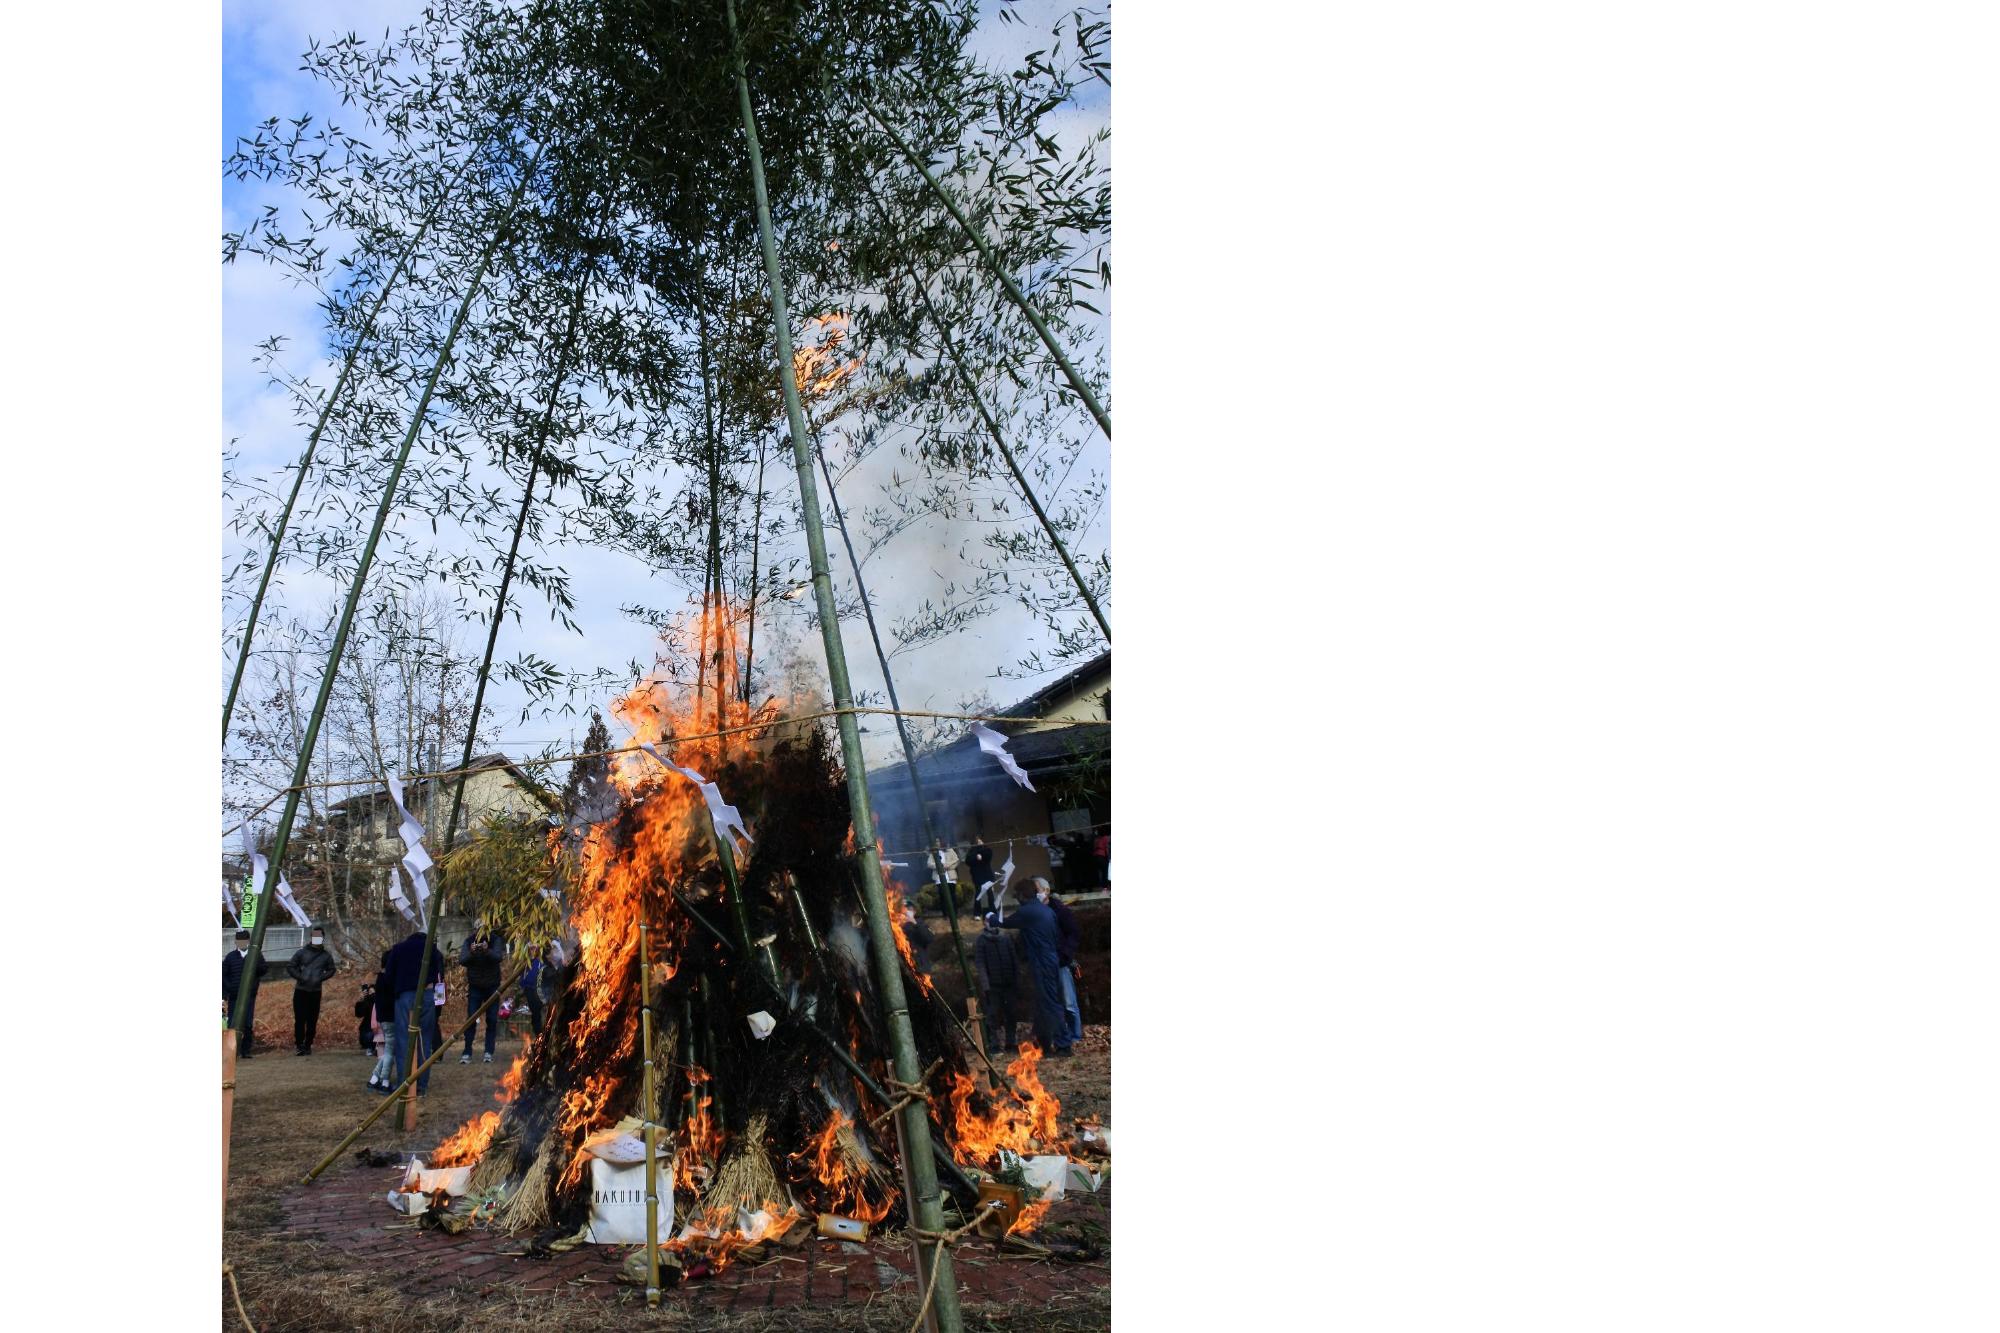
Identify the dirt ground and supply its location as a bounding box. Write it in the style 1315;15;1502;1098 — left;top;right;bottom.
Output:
223;990;1110;1331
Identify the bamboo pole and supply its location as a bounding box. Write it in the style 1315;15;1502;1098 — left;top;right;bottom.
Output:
223;1027;239;1210
233;152;541;1046
641;920;662;1306
302;964;525;1184
698;971;726;1129
862;187;1109;645
740;435;767;703
726;8;961;1326
860;105;1110;441
222;157;472;743
437;265;595;858
812;440;977;1000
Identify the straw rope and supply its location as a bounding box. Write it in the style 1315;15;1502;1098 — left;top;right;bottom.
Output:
223;1261;259;1333
904;1200;1004;1333
868;1061;943;1134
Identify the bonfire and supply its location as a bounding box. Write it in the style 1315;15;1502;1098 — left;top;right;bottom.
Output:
426;606;1065;1271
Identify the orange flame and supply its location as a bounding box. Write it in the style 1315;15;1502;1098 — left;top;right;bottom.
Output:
432;1053;531;1167
945;1042;1063;1166
791;1109;893;1224
793;313;860;400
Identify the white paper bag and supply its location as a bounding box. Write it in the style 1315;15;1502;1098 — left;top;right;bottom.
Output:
584;1153;675;1244
399;1157;473;1197
1021;1154;1069;1202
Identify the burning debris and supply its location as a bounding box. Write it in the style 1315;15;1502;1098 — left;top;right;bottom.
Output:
417;606;1084;1272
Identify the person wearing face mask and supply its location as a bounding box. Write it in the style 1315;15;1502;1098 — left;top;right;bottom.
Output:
222;929;271;1058
285;926;340;1056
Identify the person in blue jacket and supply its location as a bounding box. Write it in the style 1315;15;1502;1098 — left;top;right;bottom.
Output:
384;929;445;1095
996;878;1075;1058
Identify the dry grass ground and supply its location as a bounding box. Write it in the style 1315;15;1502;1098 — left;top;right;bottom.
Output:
223;993;1110;1331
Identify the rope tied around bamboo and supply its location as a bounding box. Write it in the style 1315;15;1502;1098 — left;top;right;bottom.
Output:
868;1060;944;1135
904;1200;1007;1333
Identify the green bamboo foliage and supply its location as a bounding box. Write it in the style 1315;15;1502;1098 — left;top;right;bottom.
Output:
221;162;472;744
862;104;1110;442
233;151;542;1042
725;3;964;1329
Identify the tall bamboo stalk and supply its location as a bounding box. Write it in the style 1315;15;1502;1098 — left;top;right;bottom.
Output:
726;6;961;1327
640;920;662;1306
232;151;540;1051
222;157;474;744
813;441;975;1001
740;435;767;702
861;105;1109;441
862;187;1109;645
404;260;594;1128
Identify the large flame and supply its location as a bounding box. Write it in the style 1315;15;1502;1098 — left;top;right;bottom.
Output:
429;596;1070;1248
794;313;860;400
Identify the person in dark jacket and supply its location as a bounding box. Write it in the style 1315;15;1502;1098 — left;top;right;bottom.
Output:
964;839;994;907
997;879;1073;1057
899;902;934;967
285;925;338;1055
973;912;1023;1051
460;929;506;1063
1045;889;1085;1047
223;929;270;1057
353;982;377;1053
385;930;445;1094
516;953;545;1036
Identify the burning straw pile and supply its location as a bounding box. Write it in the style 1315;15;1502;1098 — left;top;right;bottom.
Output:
426;613;1065;1272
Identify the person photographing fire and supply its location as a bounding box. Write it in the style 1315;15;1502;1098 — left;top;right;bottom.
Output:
996;878;1074;1058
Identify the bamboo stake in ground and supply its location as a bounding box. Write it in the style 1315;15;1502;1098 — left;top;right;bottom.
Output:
727;7;961;1327
861;106;1110;441
233;153;542;1050
223;1027;239;1210
640;920;662;1306
302;965;525;1185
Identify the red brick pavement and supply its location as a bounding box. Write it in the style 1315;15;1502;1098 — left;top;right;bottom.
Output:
280;1160;1110;1315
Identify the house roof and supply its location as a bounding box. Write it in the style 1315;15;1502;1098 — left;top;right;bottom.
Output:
327;752;560;819
866;649;1110;794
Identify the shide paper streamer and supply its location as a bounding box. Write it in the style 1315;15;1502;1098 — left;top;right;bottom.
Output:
637;743;753;849
970;722;1035;791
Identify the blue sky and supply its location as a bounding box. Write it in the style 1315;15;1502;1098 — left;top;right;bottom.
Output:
220;0;1110;822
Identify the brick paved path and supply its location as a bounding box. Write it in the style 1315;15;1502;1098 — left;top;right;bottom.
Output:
282;1160;1109;1316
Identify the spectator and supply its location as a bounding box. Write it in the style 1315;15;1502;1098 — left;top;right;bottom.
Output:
1045;887;1085;1047
427;974;447;1062
964;838;994;912
385;929;445;1095
927;838;960;897
285;925;338;1056
222;929;270;1058
460;929;506;1064
973;912;1022;1052
996;878;1073;1057
1092;830;1110;887
516;951;546;1036
354;982;377;1054
367;951;397;1091
899;901;934;966
1046;836;1067;893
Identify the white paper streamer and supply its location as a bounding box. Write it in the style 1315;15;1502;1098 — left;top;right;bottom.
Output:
970;722;1035;791
222;881;241;927
387;864;419;924
274;874;312;928
385;773;434;915
638;743;753;849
